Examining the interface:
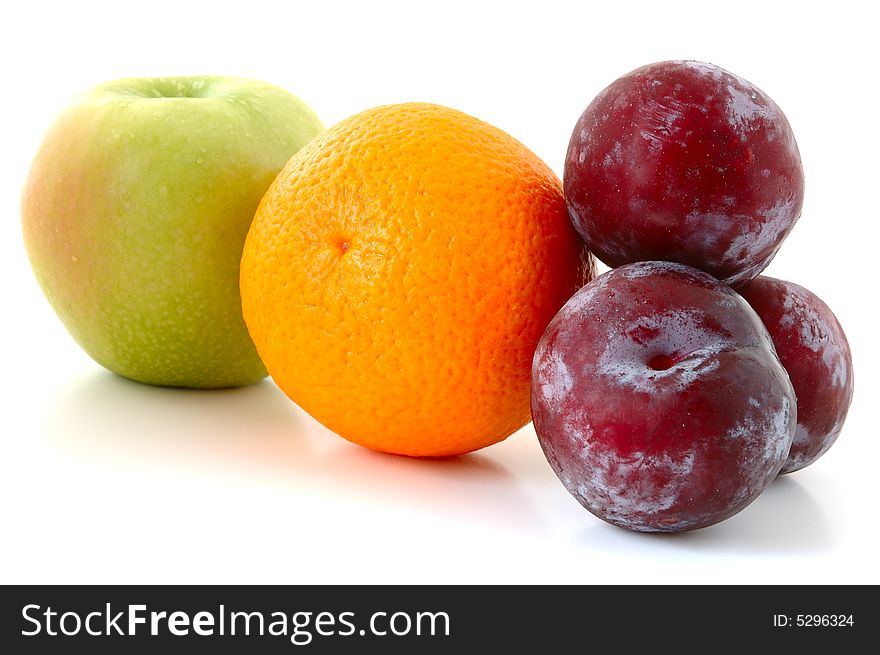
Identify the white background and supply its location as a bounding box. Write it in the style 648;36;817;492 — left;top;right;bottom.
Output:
1;0;877;584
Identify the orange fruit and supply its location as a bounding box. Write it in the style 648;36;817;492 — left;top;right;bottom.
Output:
240;103;594;456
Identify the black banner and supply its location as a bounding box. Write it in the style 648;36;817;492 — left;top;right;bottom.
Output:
0;585;869;652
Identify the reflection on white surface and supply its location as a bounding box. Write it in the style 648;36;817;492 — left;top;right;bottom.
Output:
12;368;841;584
45;371;549;535
577;476;833;557
47;372;312;474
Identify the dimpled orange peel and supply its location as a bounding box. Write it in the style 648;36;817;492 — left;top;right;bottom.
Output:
240;103;594;456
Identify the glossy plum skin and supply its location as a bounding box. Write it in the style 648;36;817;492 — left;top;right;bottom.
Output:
739;277;853;473
531;262;796;532
564;61;804;287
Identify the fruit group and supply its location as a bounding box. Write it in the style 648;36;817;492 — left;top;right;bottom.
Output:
739;277;853;473
531;262;796;532
241;102;594;457
564;60;804;286
22;76;323;388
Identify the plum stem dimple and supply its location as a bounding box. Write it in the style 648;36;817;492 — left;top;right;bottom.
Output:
647;353;676;371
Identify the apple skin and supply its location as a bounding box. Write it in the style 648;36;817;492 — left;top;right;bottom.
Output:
22;76;322;388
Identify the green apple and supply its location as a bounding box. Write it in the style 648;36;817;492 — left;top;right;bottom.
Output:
22;76;322;388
